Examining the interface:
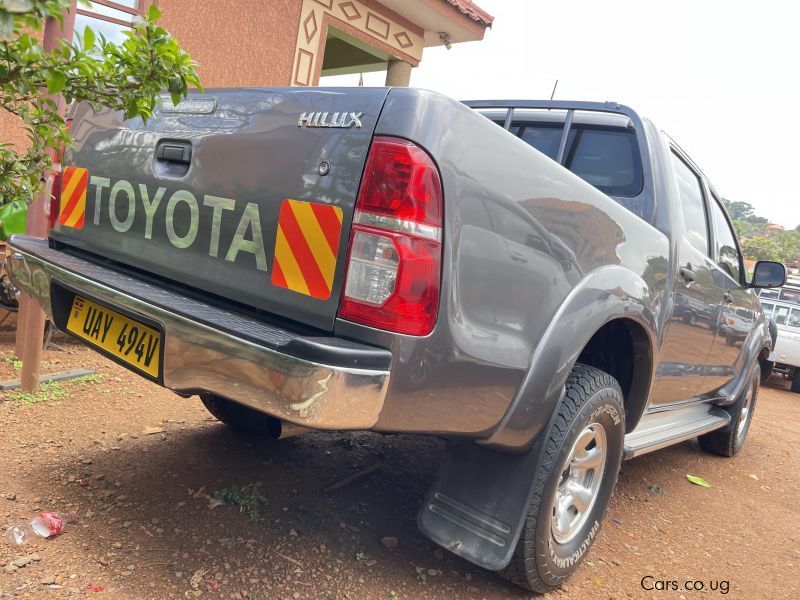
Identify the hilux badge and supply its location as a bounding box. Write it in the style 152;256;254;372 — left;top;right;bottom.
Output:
297;112;364;128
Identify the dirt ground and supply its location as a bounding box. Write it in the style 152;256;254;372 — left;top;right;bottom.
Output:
0;320;797;600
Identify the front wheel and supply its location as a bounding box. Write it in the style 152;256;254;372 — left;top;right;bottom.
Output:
699;365;759;457
499;364;625;593
791;370;800;394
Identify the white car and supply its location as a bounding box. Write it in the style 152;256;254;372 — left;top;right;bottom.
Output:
758;285;800;393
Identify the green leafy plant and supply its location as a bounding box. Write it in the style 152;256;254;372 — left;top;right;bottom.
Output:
2;372;103;405
212;483;267;521
414;566;427;583
355;551;366;562
1;0;201;206
4;355;22;371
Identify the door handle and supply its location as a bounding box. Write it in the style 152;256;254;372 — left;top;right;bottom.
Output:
723;292;734;304
680;266;696;283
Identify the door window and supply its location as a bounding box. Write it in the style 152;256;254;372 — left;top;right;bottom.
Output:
73;2;144;47
671;152;709;255
780;288;800;304
708;193;743;284
774;305;791;325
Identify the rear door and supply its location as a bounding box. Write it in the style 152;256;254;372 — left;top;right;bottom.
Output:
56;87;390;331
650;150;718;405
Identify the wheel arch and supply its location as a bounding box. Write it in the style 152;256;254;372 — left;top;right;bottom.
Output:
575;318;653;433
480;265;661;453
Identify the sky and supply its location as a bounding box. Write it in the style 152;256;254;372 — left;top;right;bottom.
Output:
322;0;800;229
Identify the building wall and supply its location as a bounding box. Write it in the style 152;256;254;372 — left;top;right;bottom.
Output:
157;0;302;88
0;113;28;151
0;25;42;152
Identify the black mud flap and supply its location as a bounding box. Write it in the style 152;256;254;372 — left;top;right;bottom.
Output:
417;431;550;571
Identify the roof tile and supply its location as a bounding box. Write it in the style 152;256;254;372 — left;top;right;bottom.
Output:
442;0;494;27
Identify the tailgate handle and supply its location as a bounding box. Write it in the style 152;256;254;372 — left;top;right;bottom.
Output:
156;141;192;164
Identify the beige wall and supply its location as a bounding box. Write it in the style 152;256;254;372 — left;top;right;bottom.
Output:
157;0;302;88
0;112;28;151
292;0;424;86
0;24;41;152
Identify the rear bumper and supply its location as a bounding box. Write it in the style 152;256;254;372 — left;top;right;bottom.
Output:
6;236;391;430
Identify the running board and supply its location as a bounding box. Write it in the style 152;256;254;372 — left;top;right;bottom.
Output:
623;404;731;459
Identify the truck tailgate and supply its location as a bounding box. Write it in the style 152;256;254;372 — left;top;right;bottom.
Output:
54;87;390;331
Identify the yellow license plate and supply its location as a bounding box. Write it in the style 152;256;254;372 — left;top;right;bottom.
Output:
66;295;161;378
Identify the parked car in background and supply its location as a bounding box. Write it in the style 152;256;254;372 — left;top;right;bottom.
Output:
758;284;800;392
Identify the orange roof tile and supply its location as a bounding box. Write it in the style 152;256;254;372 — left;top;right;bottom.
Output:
442;0;494;26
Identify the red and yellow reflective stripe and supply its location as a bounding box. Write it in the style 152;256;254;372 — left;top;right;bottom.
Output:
58;166;89;229
271;199;343;300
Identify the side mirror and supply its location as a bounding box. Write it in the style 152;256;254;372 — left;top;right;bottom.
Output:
750;260;786;288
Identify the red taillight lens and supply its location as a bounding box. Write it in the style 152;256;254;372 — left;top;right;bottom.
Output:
45;168;61;232
45;118;72;233
338;137;442;336
354;138;442;227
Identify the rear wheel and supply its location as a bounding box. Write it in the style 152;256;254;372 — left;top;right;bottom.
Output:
499;364;625;593
200;394;276;434
699;365;759;457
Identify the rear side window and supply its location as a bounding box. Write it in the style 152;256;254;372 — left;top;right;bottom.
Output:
507;122;643;197
509;122;564;161
670;152;709;255
708;193;742;284
761;302;774;316
564;128;643;197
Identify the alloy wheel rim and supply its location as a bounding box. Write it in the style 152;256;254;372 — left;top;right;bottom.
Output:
737;384;754;441
551;422;607;544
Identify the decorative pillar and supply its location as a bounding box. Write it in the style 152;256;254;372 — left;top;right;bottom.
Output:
17;10;75;393
385;59;412;87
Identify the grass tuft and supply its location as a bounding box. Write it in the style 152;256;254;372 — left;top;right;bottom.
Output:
2;373;104;406
212;483;267;521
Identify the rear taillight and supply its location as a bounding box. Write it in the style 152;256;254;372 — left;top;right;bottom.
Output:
45;118;72;232
45;164;61;232
338;137;442;336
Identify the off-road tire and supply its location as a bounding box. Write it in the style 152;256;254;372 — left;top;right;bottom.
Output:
200;394;275;434
791;371;800;394
699;365;759;457
759;359;774;383
499;364;625;593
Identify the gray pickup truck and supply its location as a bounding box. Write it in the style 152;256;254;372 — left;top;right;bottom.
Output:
6;88;786;592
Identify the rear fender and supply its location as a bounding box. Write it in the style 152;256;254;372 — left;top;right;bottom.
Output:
480;265;660;453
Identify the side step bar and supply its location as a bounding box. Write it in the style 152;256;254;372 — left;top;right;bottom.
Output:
623;404;731;459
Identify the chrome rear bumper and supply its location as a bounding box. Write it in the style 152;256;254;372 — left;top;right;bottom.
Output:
6;236;390;430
